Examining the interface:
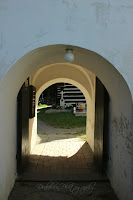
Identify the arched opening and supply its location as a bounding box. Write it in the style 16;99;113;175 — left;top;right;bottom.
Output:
17;73;110;181
29;65;95;153
1;45;132;199
35;81;89;181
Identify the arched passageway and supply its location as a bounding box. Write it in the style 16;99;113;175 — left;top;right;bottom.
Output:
0;45;132;200
17;75;109;182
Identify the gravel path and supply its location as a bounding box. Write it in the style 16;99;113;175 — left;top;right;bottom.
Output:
37;119;85;135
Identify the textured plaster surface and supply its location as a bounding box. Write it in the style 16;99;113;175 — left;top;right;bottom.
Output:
0;0;133;97
0;1;133;200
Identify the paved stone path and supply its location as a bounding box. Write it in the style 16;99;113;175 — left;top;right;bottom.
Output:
9;120;119;199
18;133;107;181
9;181;118;200
16;119;107;181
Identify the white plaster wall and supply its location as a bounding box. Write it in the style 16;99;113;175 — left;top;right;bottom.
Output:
0;78;18;200
0;47;132;200
29;114;37;152
0;1;133;200
0;0;133;98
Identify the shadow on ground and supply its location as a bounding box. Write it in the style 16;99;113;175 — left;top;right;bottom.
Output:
17;142;107;182
9;181;118;200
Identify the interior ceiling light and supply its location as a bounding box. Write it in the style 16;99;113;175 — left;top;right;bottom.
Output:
64;49;74;62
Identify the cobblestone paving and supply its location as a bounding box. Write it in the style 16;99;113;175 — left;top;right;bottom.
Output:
18;134;107;181
9;120;119;199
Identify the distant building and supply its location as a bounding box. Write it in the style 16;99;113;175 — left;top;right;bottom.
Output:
39;83;86;108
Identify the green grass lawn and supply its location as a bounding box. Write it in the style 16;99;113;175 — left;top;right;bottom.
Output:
37;110;86;129
37;103;51;108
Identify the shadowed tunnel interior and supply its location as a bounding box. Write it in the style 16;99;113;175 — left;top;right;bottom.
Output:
17;141;108;182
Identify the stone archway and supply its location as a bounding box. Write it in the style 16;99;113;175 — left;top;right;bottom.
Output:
0;45;132;200
30;77;92;152
29;63;95;153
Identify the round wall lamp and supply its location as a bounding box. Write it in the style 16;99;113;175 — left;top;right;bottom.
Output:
64;49;74;62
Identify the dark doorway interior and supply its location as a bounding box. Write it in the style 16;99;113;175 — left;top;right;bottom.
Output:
17;80;36;175
17;80;30;174
94;78;110;171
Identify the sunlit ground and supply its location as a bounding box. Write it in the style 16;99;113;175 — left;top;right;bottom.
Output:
31;134;86;158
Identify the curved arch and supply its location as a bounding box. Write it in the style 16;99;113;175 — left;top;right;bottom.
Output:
32;63;94;102
36;77;91;104
2;45;132;100
32;63;94;100
0;44;132;200
30;77;94;152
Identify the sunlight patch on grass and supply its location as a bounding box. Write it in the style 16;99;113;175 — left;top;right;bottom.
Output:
38;103;50;108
